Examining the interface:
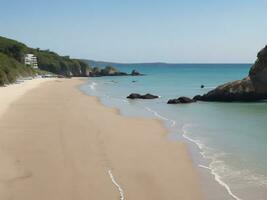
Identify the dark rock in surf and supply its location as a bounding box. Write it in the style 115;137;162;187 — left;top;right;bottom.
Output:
167;97;196;104
127;93;159;99
131;69;142;76
193;95;202;101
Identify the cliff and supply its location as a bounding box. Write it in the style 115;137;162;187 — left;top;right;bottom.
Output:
195;46;267;102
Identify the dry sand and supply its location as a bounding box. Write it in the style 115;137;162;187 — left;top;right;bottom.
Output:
0;78;203;200
0;78;55;117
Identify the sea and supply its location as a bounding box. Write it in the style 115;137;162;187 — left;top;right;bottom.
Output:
79;64;267;200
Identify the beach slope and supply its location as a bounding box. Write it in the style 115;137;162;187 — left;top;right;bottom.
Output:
0;78;202;200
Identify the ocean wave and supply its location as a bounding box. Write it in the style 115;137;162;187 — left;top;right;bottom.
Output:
108;170;125;200
102;95;130;104
202;86;216;89
182;124;242;200
182;124;267;200
89;81;97;90
144;106;176;127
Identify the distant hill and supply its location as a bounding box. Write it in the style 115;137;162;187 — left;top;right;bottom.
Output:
83;60;252;68
0;36;143;86
83;59;176;68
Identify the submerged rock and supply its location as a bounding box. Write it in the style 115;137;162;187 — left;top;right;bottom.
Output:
196;46;267;102
167;97;196;104
127;93;159;99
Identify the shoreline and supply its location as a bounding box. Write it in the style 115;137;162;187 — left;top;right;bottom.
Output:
0;78;203;200
82;80;244;200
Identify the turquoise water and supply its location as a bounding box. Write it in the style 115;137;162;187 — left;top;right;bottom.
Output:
80;64;267;200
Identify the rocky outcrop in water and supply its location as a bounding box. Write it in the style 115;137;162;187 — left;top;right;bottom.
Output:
131;70;142;76
194;46;267;102
167;97;196;104
90;66;128;77
127;93;159;99
89;67;143;77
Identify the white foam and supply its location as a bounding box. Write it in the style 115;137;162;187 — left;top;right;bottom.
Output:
89;81;97;90
199;164;242;200
182;124;243;200
113;97;130;104
108;170;125;200
198;164;211;170
144;107;176;127
102;94;130;105
202;86;216;89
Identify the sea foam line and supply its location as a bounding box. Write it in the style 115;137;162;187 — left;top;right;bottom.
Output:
89;81;97;90
182;124;242;200
108;170;125;200
198;165;242;200
145;107;176;127
144;109;242;200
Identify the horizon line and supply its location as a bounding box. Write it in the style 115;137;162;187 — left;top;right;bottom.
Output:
82;59;253;65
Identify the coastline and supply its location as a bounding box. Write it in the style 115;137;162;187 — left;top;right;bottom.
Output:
0;78;203;200
82;78;246;200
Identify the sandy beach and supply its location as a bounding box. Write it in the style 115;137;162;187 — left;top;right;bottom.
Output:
0;78;203;200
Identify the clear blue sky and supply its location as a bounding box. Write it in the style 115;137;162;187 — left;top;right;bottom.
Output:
1;0;267;63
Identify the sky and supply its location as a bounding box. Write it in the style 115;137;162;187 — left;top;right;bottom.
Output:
1;0;267;63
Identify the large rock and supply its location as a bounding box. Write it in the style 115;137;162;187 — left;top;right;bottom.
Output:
131;69;142;76
99;66;128;76
127;93;159;99
195;46;267;102
168;97;196;104
89;66;141;77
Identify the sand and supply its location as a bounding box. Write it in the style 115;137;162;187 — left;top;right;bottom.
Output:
0;78;203;200
0;78;55;117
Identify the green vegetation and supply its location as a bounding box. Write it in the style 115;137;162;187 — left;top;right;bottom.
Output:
0;53;35;85
32;49;91;76
0;36;126;86
0;36;94;85
0;36;35;85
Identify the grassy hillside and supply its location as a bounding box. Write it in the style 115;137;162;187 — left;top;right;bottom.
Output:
0;36;92;85
0;53;35;85
31;49;90;76
0;36;129;86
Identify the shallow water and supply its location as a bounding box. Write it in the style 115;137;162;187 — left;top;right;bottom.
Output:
80;64;267;200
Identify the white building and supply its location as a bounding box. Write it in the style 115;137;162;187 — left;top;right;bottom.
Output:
25;54;38;69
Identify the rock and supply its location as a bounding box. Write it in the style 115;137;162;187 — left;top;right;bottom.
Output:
90;67;102;77
127;93;142;99
131;69;141;76
196;46;267;102
167;99;181;104
142;93;159;99
127;93;159;99
100;66;127;76
167;97;196;104
193;95;202;101
90;66;140;77
88;66;143;77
